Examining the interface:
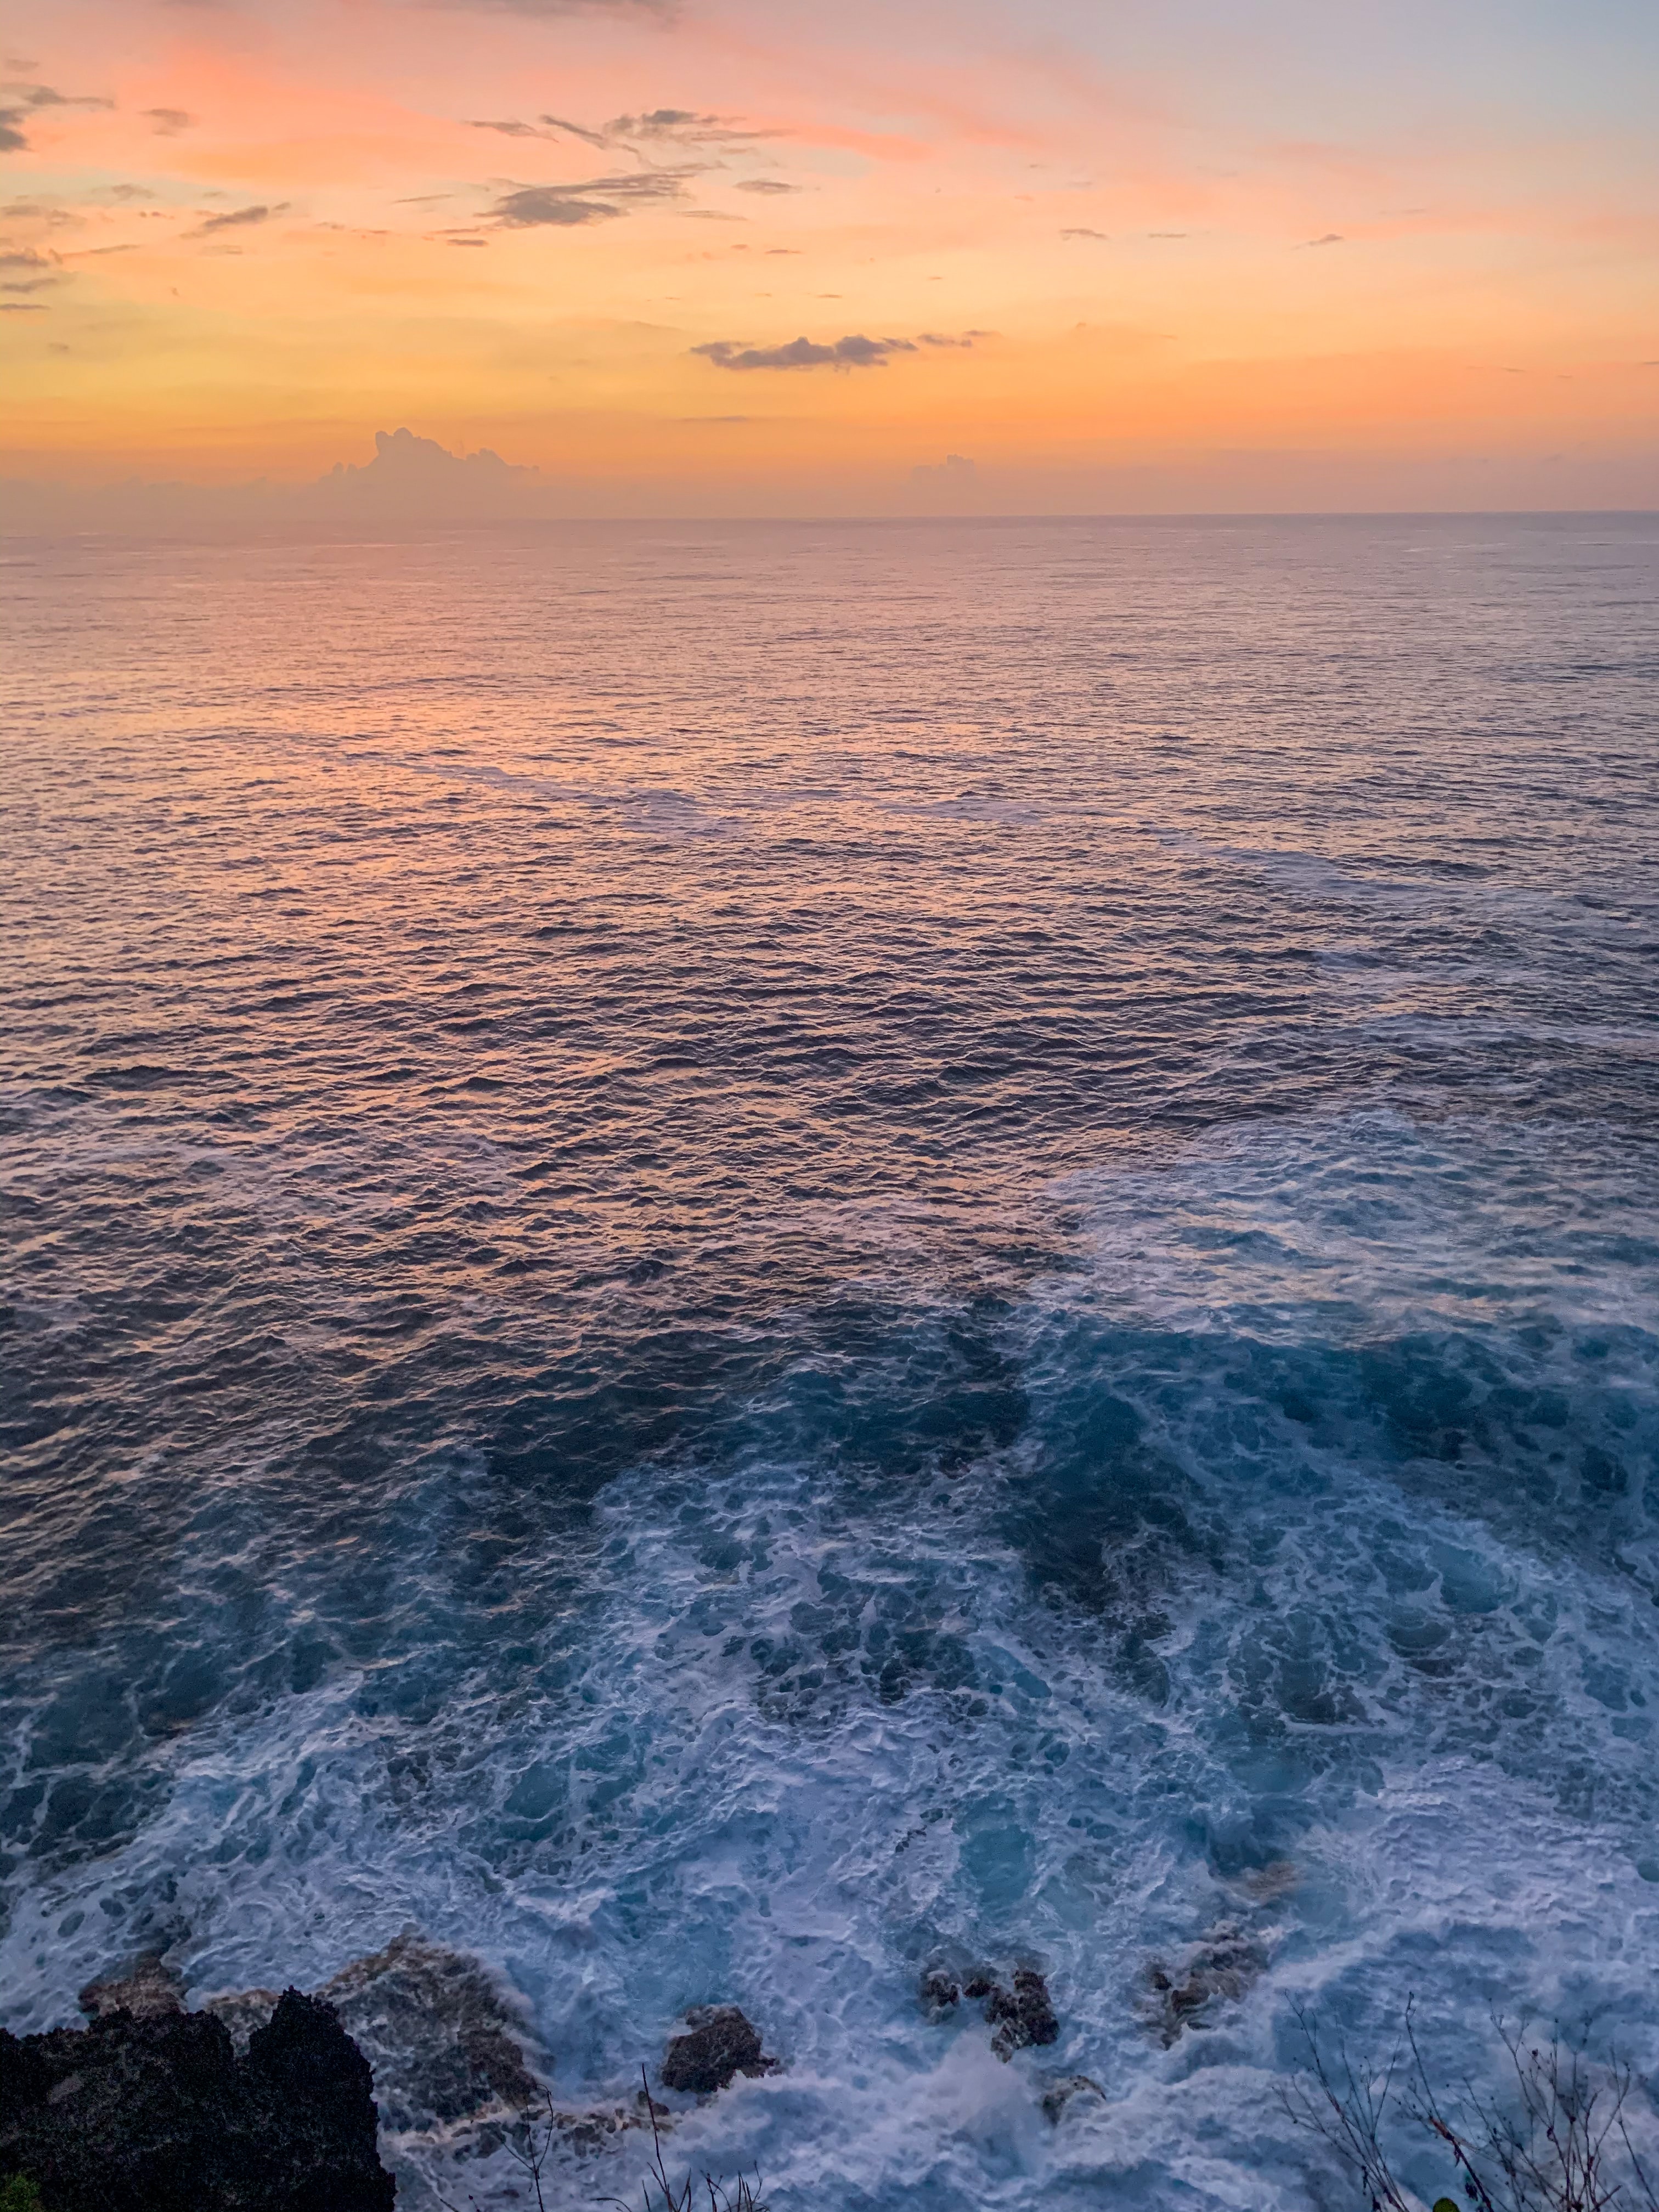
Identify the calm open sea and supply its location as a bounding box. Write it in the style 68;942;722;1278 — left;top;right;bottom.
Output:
3;515;1658;2208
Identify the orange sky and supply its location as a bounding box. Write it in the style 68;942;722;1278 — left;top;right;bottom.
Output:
3;0;1657;511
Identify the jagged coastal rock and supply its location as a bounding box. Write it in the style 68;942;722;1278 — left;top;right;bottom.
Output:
1141;1921;1268;2045
6;1934;794;2205
0;1989;394;2212
659;2006;778;2095
200;1927;543;2134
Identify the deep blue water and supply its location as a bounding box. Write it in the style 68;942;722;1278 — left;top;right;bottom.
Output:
2;514;1658;2208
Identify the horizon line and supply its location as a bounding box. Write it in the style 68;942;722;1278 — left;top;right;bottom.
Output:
4;505;1658;538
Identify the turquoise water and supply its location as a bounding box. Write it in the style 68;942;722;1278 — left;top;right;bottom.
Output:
2;515;1657;2206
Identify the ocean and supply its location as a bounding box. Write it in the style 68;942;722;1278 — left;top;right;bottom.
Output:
3;513;1657;2209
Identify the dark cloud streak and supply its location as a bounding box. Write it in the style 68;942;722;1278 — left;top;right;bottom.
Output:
694;333;918;371
190;201;289;237
490;170;693;225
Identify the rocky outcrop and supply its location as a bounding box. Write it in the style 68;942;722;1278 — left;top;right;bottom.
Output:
201;1928;542;2134
1141;1922;1266;2045
78;1956;187;2024
977;1969;1059;2058
659;2007;777;2096
0;1988;394;2212
319;1931;540;2132
919;1964;1060;2058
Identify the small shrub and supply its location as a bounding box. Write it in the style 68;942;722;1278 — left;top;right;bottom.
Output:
602;2075;769;2212
1280;2000;1659;2212
431;2072;770;2212
0;2177;46;2212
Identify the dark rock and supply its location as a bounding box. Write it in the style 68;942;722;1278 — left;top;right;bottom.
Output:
1142;1922;1266;2046
1040;2074;1105;2124
922;1965;1061;2059
659;2007;777;2096
79;1956;185;2024
319;1929;540;2132
0;1987;394;2212
201;1928;542;2133
918;1970;960;2019
984;1968;1059;2058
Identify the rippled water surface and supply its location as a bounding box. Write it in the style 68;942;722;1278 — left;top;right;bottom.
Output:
3;515;1658;2208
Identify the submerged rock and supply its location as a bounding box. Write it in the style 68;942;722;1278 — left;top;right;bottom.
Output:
1141;1922;1266;2045
1040;2073;1105;2125
659;2006;777;2096
0;1988;394;2212
201;1928;541;2134
544;2088;671;2158
921;1962;1060;2058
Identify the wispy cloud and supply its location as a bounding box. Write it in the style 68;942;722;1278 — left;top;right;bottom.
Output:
1306;232;1344;246
477;107;779;162
1061;226;1108;240
145;108;195;136
537;113;610;150
190;201;289;238
489;171;693;226
607;108;768;152
0;81;113;155
736;178;799;196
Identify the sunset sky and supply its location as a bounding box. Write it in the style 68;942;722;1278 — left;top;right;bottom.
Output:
4;0;1657;511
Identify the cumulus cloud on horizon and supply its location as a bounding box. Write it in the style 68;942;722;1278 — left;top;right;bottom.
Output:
325;425;537;487
911;453;978;483
2;425;551;528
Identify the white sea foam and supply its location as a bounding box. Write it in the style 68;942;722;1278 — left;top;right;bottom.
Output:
4;1106;1657;2209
